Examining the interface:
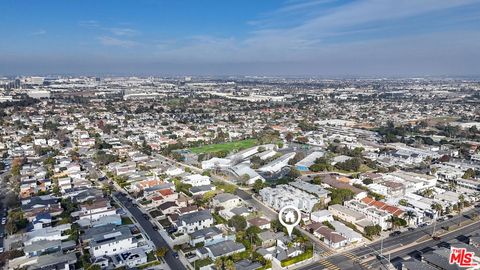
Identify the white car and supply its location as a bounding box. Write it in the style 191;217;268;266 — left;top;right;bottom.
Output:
0;247;4;253
1;218;6;225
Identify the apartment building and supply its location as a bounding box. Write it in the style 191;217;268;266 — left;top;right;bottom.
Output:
344;200;391;230
259;184;319;213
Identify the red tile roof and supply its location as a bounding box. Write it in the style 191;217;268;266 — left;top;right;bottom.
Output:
361;197;404;217
158;189;174;196
152;195;164;201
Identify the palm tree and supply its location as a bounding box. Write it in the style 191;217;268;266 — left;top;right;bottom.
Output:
405;210;416;226
214;258;223;269
431;203;443;218
430;203;443;238
458;194;465;213
448;181;456;191
388;216;398;230
155;247;168;258
422;188;434;198
224;259;235;270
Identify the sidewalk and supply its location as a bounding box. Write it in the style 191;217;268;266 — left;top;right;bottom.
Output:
359;218;480;264
250;193;333;253
112;194;156;251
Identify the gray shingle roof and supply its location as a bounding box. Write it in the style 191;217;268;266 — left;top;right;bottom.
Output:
178;209;213;225
206;240;245;257
190;226;222;240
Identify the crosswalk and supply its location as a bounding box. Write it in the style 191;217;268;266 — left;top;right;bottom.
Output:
318;250;370;270
320;250;337;257
319;259;341;270
342;251;370;269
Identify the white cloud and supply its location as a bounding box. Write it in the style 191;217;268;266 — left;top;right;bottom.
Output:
78;20;99;28
152;0;479;63
31;29;47;35
97;36;138;48
107;27;139;37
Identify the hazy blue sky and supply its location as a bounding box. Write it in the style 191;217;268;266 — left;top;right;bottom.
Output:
1;0;480;76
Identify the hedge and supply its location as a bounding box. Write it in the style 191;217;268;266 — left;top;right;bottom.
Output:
281;248;313;267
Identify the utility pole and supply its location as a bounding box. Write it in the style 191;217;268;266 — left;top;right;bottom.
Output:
363;243;391;269
380;237;383;256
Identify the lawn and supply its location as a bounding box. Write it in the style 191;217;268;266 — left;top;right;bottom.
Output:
212;212;227;224
122;216;134;225
281;248;313;267
332;164;372;174
195;258;213;270
189;139;258;154
212;181;237;194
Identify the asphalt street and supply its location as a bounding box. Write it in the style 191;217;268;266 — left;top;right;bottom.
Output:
152;153;480;269
299;206;480;270
113;192;186;270
235;189;277;220
235;188;333;255
0;170;9;251
368;218;480;269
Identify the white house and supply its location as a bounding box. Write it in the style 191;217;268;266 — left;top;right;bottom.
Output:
312;226;348;249
89;226;137;257
176;210;214;234
75;199;117;223
24;224;71;245
165;166;184;176
183;174;211;187
212;193;242;210
111;247;148;268
310;210;334;223
330;220;363;244
204;240;246;260
189;226;232;247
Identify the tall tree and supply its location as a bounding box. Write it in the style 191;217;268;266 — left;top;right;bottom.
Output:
405;210;416;226
458;194;465;213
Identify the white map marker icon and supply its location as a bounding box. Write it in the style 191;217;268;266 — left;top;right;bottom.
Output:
279;205;301;237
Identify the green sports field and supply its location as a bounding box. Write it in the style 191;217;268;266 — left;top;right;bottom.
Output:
189;139;258;154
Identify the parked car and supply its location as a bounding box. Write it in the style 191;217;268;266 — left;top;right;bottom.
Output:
1;218;6;225
389;231;401;237
166;227;177;234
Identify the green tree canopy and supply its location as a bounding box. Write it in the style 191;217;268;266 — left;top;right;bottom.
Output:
228;215;247;231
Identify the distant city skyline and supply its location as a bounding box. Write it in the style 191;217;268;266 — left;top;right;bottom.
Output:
1;0;480;76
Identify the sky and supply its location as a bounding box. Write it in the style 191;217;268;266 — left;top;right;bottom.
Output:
1;0;480;76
